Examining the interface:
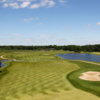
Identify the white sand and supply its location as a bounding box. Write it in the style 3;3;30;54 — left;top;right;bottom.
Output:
13;59;17;61
79;71;100;81
1;55;6;59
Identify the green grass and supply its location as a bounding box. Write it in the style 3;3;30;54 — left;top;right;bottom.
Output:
4;50;68;60
0;60;77;99
92;52;100;55
0;61;12;80
0;50;100;100
67;60;100;97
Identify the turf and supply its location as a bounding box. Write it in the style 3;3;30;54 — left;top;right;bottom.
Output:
0;60;77;99
67;60;100;97
92;52;100;55
0;50;100;100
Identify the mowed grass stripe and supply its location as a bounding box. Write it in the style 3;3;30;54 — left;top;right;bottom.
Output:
4;51;58;61
1;51;100;100
0;60;77;99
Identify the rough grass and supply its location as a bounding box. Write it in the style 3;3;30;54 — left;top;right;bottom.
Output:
0;50;100;100
92;52;100;55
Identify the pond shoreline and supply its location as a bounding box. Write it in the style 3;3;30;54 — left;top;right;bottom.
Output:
56;53;100;63
0;60;11;68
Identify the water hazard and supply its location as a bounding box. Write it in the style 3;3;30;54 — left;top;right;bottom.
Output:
0;60;10;68
56;53;100;62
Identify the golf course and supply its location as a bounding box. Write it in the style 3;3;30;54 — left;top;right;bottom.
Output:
0;50;100;100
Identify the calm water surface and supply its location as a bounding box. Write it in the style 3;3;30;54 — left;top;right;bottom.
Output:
56;53;100;62
0;60;10;68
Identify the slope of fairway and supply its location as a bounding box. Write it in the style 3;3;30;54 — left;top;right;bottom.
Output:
0;59;76;100
3;51;67;61
67;61;100;97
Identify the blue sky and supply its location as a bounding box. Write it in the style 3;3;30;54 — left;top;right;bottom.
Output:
0;0;100;45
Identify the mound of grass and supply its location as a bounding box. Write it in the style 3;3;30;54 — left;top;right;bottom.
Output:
67;61;100;97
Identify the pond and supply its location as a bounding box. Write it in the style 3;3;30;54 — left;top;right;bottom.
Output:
0;60;11;68
56;53;100;62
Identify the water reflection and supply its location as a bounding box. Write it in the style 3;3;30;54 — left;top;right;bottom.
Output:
0;60;11;68
56;53;100;62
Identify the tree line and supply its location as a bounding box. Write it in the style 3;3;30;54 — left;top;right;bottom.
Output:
0;44;100;52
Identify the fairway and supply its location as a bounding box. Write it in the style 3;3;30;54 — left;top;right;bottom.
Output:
0;51;100;100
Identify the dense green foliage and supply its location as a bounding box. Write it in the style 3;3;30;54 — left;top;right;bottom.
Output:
67;61;100;97
0;44;100;52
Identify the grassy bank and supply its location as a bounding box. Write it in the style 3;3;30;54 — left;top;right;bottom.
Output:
0;61;12;80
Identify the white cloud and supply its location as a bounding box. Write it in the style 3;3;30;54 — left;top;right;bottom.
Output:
20;2;31;8
3;1;31;8
30;0;55;9
30;3;40;9
23;17;38;22
3;3;8;7
1;0;56;9
0;0;13;2
38;23;43;25
97;22;100;26
0;0;8;3
1;0;6;2
40;0;48;6
17;0;36;1
1;0;36;2
48;0;55;7
9;2;19;9
59;0;66;3
1;36;100;45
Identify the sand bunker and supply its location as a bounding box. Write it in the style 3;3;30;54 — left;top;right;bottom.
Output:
79;71;100;81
